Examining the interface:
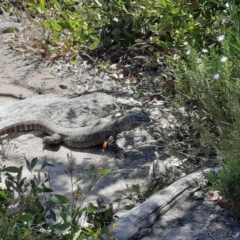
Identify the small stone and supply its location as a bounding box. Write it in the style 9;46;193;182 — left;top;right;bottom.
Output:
193;191;204;200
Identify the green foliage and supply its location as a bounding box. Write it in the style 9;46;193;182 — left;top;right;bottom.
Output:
169;1;240;216
2;0;228;60
206;157;240;217
0;155;115;239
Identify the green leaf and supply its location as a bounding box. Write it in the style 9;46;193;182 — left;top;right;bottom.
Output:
74;176;83;183
93;220;101;228
105;209;113;218
50;209;57;221
230;43;240;53
45;200;55;206
93;0;102;7
88;41;99;51
86;169;92;178
171;8;180;15
153;185;161;194
2;166;19;173
135;38;142;43
86;207;97;213
79;233;89;240
132;184;140;194
88;184;94;192
52;22;62;31
148;24;157;32
72;206;85;218
98;169;111;176
41;158;54;169
43;22;51;28
0;190;7;200
53;1;61;10
14;214;34;222
41;187;54;193
17;166;23;181
124;204;135;210
31;157;38;170
162;0;167;7
85;227;96;237
26;159;32;172
205;173;218;184
54;223;71;234
71;59;77;65
39;0;45;9
60;212;72;223
73;230;82;240
51;194;70;204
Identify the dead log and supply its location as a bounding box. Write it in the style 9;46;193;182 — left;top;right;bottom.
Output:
110;168;209;240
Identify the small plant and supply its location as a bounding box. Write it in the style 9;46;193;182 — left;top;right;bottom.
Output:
206;157;240;218
0;151;117;239
2;0;228;63
168;1;240;218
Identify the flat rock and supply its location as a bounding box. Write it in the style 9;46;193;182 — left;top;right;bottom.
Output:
0;93;155;207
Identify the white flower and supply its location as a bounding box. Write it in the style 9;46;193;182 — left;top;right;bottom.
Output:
209;43;216;48
213;167;220;174
213;73;220;80
113;18;119;22
225;3;229;8
186;50;191;55
202;48;208;53
217;35;225;42
220;56;228;62
196;58;202;63
173;54;180;60
183;41;188;46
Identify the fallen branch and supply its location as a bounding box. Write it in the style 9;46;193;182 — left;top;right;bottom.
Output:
110;168;210;240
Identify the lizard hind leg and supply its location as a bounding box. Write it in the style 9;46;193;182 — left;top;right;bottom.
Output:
43;133;62;145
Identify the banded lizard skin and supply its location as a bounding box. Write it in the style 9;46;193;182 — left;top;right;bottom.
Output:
0;113;150;148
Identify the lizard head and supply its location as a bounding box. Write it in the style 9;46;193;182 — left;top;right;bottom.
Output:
117;113;150;132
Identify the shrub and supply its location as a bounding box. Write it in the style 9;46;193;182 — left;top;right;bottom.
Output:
169;0;240;217
0;155;115;240
2;0;227;61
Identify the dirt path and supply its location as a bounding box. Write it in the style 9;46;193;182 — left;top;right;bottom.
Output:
0;16;75;102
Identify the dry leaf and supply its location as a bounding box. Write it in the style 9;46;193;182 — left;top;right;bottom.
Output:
59;85;68;89
125;76;138;83
190;0;199;8
217;200;231;209
110;64;117;70
192;122;200;130
163;79;175;88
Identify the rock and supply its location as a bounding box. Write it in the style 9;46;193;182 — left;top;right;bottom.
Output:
0;93;115;128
